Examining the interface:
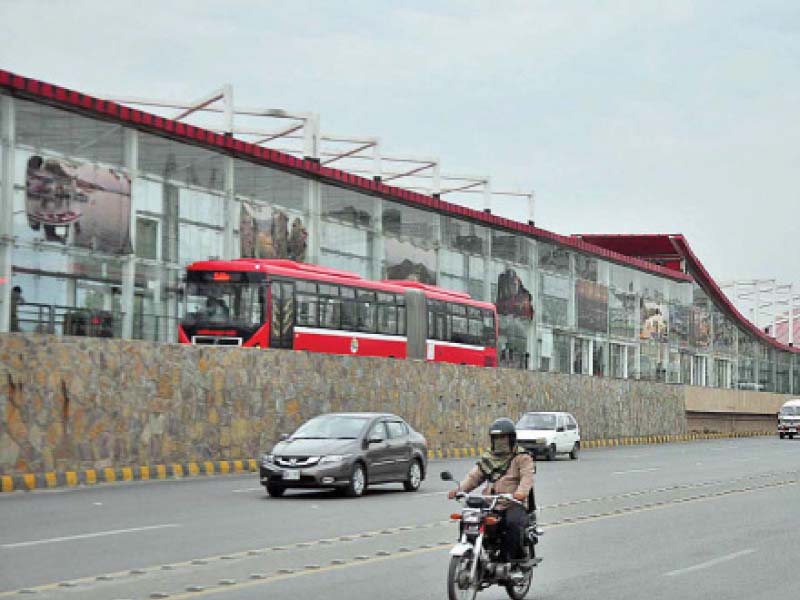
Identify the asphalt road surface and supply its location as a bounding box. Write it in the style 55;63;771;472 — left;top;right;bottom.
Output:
1;436;799;600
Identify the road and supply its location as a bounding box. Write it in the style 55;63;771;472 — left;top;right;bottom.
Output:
1;437;799;599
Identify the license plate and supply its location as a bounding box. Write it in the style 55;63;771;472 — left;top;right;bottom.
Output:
283;469;300;481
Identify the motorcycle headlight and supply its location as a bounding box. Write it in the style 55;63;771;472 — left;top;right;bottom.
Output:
320;454;350;464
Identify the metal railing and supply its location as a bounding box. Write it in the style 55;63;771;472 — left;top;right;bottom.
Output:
14;302;122;338
12;303;179;342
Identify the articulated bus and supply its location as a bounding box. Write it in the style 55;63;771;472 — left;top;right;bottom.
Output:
179;259;498;367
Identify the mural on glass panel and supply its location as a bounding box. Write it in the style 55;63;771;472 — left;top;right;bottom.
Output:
25;155;131;254
384;237;436;285
639;298;668;341
576;280;608;332
240;200;307;261
496;268;533;320
692;305;711;348
670;304;691;345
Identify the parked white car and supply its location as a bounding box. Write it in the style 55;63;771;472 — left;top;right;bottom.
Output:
516;411;581;460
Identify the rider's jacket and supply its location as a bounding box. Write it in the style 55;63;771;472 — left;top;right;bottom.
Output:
457;451;535;509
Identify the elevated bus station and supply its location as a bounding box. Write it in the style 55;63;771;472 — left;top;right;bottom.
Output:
0;69;797;394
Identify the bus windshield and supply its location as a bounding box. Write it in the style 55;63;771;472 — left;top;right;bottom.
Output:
182;281;264;326
780;406;800;417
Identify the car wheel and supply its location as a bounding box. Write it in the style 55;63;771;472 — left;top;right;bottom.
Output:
790;434;796;440
344;462;367;497
546;444;556;461
569;442;580;460
780;433;785;439
403;459;423;492
266;484;285;497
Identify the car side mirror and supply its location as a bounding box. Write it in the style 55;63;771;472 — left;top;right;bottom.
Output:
279;433;290;442
557;426;565;432
440;471;453;481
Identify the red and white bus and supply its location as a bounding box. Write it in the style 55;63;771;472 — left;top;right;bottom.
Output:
179;259;498;367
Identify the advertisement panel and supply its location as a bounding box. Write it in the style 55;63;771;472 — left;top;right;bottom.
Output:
25;155;131;254
496;268;533;320
576;279;608;332
240;201;307;261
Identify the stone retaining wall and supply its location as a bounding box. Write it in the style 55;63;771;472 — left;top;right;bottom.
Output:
0;334;687;476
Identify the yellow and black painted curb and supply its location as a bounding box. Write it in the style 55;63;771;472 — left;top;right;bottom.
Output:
0;431;773;492
0;459;259;493
425;430;773;460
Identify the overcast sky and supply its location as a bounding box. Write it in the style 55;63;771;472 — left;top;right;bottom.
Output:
1;0;798;286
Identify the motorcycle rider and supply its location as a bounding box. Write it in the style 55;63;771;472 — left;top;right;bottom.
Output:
448;417;535;565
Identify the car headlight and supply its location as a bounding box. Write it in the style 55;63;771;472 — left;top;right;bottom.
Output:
320;454;351;464
262;454;274;466
535;438;546;445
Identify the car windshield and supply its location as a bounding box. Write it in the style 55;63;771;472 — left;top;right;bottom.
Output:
292;415;369;439
517;413;558;430
780;406;800;416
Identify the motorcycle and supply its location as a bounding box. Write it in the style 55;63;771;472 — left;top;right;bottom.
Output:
441;471;542;600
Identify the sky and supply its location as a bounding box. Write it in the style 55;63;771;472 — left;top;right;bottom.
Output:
1;0;798;286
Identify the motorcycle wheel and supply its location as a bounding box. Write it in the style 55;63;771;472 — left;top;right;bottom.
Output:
504;568;533;600
447;555;479;600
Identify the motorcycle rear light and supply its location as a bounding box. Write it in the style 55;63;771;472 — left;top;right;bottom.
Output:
485;516;499;526
450;513;462;521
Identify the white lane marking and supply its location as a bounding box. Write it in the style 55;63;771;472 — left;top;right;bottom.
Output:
1;523;181;549
664;548;755;577
232;487;264;493
612;468;660;475
416;491;448;498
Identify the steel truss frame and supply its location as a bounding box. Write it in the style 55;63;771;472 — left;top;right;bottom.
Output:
105;84;535;224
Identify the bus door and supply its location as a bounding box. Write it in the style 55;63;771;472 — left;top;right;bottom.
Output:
269;280;295;349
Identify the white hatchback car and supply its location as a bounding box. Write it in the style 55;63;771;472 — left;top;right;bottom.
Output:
516;411;581;460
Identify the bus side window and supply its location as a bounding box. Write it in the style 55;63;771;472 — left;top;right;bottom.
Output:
450;303;468;344
482;309;496;347
398;304;406;336
356;289;376;333
467;307;483;346
254;285;267;324
357;301;376;332
318;285;341;330
377;303;397;335
296;293;318;327
340;287;356;330
320;296;341;329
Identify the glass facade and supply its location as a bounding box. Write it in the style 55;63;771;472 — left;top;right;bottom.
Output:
1;91;797;393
